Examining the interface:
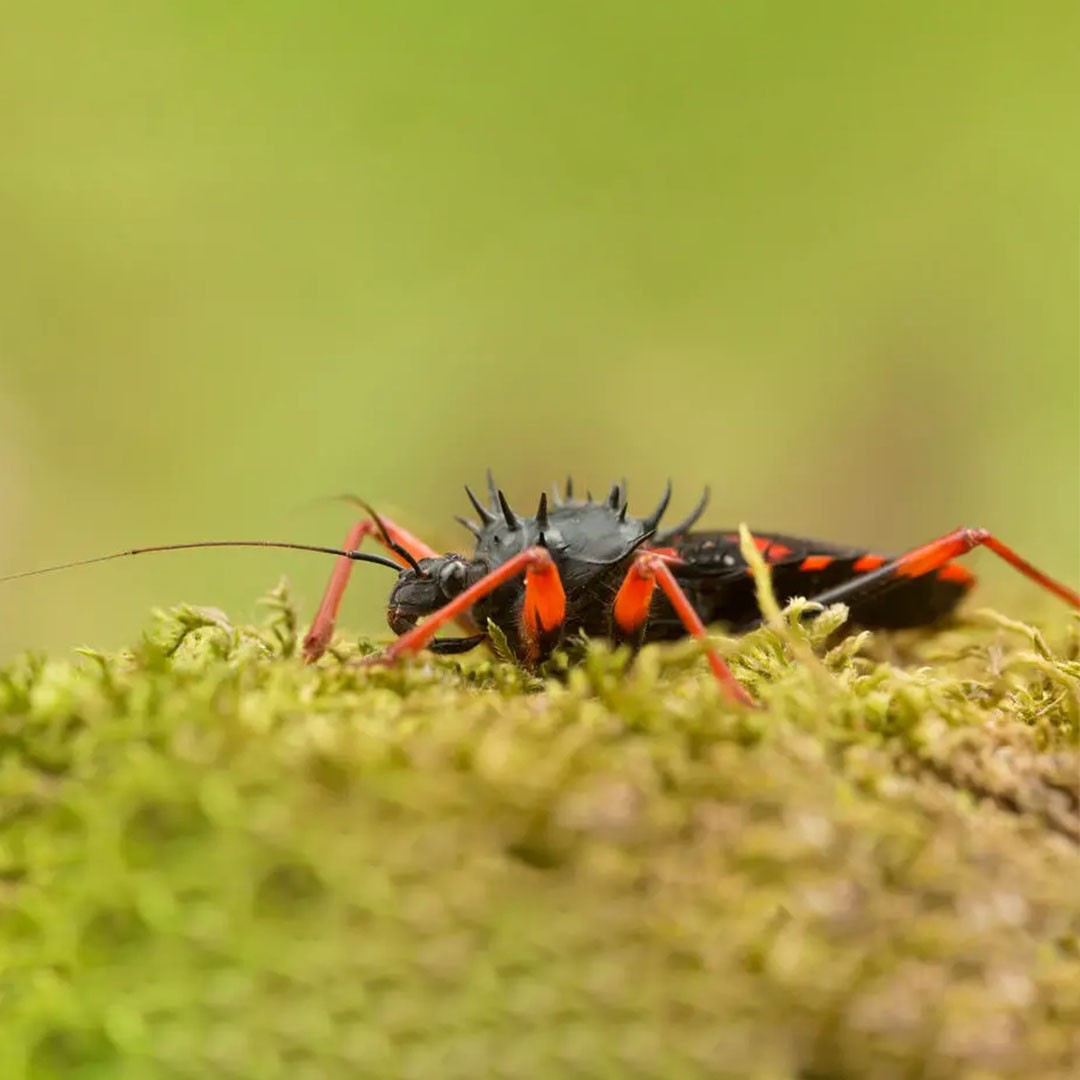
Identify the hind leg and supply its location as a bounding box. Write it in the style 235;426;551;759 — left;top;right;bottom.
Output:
800;528;1078;613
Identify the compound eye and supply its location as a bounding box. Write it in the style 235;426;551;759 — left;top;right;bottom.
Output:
437;559;468;598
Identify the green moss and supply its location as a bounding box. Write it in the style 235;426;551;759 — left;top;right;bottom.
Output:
1;582;1078;1079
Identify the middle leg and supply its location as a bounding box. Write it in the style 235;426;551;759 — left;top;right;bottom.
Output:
613;551;754;706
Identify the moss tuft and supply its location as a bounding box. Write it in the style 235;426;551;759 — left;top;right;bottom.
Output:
1;581;1078;1079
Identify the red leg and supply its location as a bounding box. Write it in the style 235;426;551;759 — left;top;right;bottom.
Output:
369;546;566;665
807;527;1079;611
614;551;755;707
303;516;439;663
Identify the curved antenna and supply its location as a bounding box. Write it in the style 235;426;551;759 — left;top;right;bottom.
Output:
654;486;710;544
301;492;427;574
641;479;673;532
355;500;426;574
0;540;405;584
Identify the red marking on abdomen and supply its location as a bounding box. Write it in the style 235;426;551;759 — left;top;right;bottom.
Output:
800;555;834;572
853;554;886;572
725;535;794;561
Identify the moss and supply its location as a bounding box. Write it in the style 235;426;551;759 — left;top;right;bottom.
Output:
0;581;1078;1080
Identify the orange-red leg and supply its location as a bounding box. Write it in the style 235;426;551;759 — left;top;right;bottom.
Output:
614;551;754;707
303;516;439;662
368;546;566;665
806;527;1079;611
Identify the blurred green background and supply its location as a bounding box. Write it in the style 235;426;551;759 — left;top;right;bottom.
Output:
1;1;1077;660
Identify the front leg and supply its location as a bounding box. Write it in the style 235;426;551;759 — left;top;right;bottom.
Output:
367;546;567;667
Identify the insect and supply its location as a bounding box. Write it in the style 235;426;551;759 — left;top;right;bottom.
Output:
4;475;1078;707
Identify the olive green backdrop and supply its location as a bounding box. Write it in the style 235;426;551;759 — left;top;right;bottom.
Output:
2;2;1077;659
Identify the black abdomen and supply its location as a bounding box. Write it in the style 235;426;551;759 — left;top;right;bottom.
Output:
644;531;974;640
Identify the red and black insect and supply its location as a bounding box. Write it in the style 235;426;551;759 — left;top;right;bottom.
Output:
4;474;1078;707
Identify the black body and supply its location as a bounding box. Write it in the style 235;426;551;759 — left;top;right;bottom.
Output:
657;531;969;637
385;483;972;666
387;496;651;653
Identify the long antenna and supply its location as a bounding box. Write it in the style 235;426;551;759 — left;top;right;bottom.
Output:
0;540;405;583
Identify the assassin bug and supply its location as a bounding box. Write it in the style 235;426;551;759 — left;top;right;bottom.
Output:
3;475;1078;707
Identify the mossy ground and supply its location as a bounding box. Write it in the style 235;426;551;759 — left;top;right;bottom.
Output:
1;582;1078;1080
